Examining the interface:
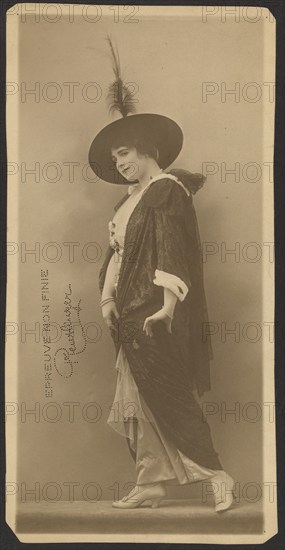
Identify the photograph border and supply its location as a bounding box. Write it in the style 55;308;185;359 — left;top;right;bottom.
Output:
1;0;284;547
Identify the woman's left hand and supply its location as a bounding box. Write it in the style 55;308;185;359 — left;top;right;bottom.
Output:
143;308;172;338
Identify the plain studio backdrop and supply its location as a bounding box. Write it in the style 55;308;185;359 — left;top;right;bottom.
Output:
12;6;272;503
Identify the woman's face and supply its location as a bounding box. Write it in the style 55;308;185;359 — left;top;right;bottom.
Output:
111;146;149;182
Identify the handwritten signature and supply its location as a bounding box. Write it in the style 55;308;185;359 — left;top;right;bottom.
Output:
54;284;87;378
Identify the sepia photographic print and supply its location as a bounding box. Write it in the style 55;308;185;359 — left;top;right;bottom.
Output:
5;3;277;544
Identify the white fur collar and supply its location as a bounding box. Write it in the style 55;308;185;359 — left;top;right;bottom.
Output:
127;172;190;197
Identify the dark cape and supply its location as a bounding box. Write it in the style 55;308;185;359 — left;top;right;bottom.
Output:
99;170;223;470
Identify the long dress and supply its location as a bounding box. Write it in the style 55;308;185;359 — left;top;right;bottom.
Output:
102;172;223;484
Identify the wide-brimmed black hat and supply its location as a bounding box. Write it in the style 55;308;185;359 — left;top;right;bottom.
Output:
88;112;183;185
88;37;183;184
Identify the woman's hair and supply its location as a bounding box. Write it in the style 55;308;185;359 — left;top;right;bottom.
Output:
111;130;160;164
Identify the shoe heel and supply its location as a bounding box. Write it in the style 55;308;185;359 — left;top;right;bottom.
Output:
151;496;163;509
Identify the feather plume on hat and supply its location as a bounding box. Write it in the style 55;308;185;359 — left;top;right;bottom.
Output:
106;36;137;118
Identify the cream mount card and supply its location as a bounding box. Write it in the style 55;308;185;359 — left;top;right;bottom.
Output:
5;4;277;544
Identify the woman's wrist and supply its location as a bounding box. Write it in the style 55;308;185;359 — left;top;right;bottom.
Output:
101;283;116;303
161;306;173;320
100;296;115;307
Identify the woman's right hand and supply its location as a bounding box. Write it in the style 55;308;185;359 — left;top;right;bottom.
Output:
101;300;120;330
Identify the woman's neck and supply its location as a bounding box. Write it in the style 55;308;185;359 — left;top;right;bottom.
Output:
135;164;164;191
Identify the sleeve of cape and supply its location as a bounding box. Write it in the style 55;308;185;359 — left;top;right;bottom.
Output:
142;178;193;302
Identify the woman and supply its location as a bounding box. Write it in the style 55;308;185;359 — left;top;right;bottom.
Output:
88;40;236;512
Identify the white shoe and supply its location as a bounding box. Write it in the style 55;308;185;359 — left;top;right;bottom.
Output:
210;471;237;513
112;483;166;509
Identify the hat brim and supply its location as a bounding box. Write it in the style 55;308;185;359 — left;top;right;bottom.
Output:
88;113;183;184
